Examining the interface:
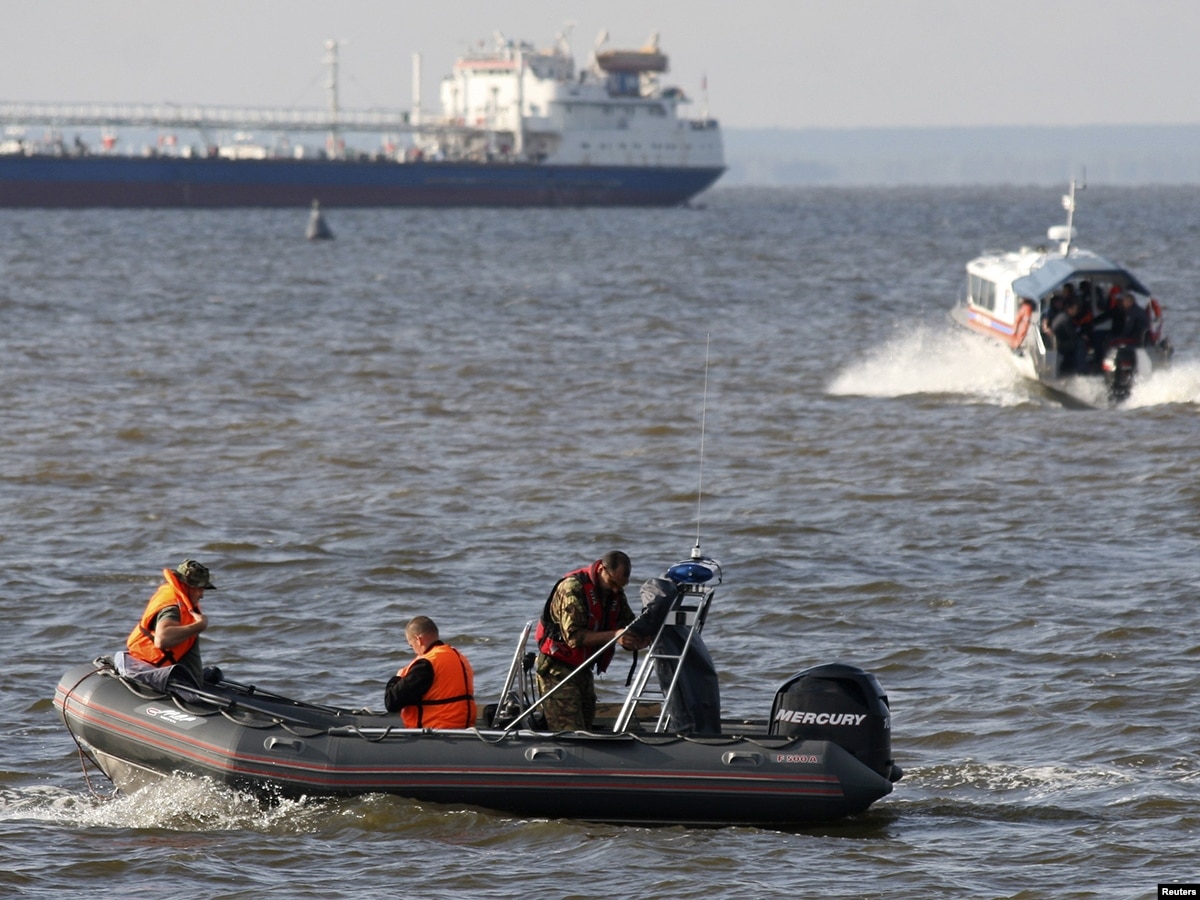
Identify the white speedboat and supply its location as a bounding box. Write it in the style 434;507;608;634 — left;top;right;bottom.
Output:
951;181;1172;405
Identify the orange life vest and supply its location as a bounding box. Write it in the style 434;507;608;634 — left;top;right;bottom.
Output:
126;568;200;666
398;643;476;729
535;561;622;674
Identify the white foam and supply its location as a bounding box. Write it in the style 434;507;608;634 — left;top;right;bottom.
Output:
3;777;326;833
1122;358;1200;408
914;760;1136;797
827;323;1027;404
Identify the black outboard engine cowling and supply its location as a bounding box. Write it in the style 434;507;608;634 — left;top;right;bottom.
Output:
769;663;901;783
1102;343;1138;403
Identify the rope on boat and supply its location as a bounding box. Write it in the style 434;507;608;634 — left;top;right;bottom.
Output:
473;725;808;749
59;665;118;801
328;724;401;743
71;735;118;801
274;718;333;738
214;706;281;729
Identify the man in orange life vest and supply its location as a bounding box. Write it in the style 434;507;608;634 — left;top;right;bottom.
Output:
534;550;650;732
125;558;216;686
384;616;477;729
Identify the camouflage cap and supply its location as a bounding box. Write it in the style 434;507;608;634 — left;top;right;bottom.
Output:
176;558;217;590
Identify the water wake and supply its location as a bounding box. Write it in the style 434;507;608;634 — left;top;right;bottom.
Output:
1124;358;1200;408
0;778;326;833
829;323;1200;409
827;324;1026;404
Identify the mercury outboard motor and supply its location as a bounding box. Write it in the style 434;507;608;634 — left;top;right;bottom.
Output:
1102;343;1138;403
769;663;901;783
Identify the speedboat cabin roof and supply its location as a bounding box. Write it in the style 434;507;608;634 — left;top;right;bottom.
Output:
1011;253;1150;300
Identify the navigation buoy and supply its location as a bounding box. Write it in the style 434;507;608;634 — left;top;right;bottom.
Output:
306;199;334;240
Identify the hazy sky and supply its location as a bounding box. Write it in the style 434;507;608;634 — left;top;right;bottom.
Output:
5;0;1198;130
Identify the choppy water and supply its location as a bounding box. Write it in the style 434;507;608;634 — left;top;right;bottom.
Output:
3;186;1200;898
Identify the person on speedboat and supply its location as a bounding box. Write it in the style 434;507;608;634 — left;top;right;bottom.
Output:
1069;283;1098;353
1093;291;1152;362
1044;295;1088;374
384;616;477;729
122;558;218;687
1090;284;1122;330
1115;292;1151;344
534;550;650;732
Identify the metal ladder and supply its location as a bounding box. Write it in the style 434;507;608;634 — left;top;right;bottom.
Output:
489;621;538;729
613;573;718;734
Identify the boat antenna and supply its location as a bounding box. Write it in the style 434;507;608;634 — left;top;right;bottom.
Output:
692;334;710;560
1061;171;1086;255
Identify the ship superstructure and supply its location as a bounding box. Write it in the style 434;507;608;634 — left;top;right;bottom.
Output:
416;32;723;170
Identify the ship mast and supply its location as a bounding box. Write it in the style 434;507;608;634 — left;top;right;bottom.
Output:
325;39;341;158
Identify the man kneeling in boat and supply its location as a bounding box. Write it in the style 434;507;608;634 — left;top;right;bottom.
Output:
120;558;219;689
385;616;477;729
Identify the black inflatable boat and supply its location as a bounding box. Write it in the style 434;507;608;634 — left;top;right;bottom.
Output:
55;550;901;827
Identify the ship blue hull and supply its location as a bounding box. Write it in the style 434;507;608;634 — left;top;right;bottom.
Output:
0;155;724;208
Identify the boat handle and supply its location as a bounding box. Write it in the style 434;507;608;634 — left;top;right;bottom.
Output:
265;737;305;753
525;747;565;762
721;751;763;767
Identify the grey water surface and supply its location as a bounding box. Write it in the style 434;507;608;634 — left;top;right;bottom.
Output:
3;186;1199;898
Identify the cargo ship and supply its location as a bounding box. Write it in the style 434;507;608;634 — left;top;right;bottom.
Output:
0;32;724;208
